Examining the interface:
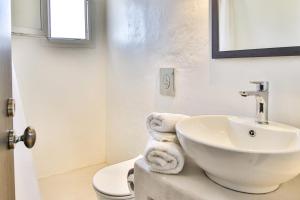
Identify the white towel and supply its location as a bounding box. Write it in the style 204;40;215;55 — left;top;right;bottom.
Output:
144;139;185;174
127;168;135;194
146;112;189;133
149;130;178;143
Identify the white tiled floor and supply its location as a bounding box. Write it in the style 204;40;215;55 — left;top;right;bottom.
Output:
39;164;106;200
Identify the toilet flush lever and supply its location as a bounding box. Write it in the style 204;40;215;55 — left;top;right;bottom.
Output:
8;127;37;149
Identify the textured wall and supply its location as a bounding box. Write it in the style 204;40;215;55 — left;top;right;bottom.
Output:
12;0;108;178
106;0;300;164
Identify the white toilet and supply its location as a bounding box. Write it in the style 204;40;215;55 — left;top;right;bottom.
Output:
93;156;141;200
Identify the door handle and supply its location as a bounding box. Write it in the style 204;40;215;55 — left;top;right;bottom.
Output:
8;127;37;149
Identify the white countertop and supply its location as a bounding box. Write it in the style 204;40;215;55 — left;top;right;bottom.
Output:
134;158;300;200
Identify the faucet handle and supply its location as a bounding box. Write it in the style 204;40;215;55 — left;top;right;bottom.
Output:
250;81;269;91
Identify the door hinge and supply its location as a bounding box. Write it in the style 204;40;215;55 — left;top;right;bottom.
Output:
7;98;15;117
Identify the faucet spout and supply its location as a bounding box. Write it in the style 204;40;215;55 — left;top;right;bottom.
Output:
239;91;258;97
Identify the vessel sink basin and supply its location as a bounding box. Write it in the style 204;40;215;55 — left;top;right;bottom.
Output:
176;115;300;194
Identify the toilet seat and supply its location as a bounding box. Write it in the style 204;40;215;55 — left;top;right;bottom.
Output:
94;190;133;200
93;156;142;199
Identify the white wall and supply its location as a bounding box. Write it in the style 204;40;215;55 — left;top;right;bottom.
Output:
12;0;41;30
106;0;300;164
12;0;108;178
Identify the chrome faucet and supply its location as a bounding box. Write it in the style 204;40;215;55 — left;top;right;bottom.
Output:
239;81;269;124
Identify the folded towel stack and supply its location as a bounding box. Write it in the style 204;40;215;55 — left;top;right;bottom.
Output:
144;112;189;174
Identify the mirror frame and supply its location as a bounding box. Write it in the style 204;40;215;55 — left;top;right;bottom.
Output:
211;0;300;59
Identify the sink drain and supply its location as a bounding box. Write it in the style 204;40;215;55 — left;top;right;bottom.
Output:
249;130;256;137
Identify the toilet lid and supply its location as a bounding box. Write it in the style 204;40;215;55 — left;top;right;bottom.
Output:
93;156;142;197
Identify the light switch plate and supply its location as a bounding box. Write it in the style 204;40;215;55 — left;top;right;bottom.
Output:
160;68;175;96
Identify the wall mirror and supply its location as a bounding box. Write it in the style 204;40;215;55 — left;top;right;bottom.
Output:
212;0;300;58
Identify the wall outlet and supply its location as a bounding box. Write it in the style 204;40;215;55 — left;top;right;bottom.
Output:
160;68;175;96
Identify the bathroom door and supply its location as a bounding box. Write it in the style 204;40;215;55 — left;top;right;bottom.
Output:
0;0;15;199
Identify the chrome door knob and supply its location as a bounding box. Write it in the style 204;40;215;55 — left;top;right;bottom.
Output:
8;127;37;149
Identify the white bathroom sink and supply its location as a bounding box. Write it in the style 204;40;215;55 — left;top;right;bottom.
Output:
176;115;300;194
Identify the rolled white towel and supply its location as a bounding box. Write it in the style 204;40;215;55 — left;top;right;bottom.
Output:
127;168;135;194
144;139;185;174
146;112;189;133
149;130;178;143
